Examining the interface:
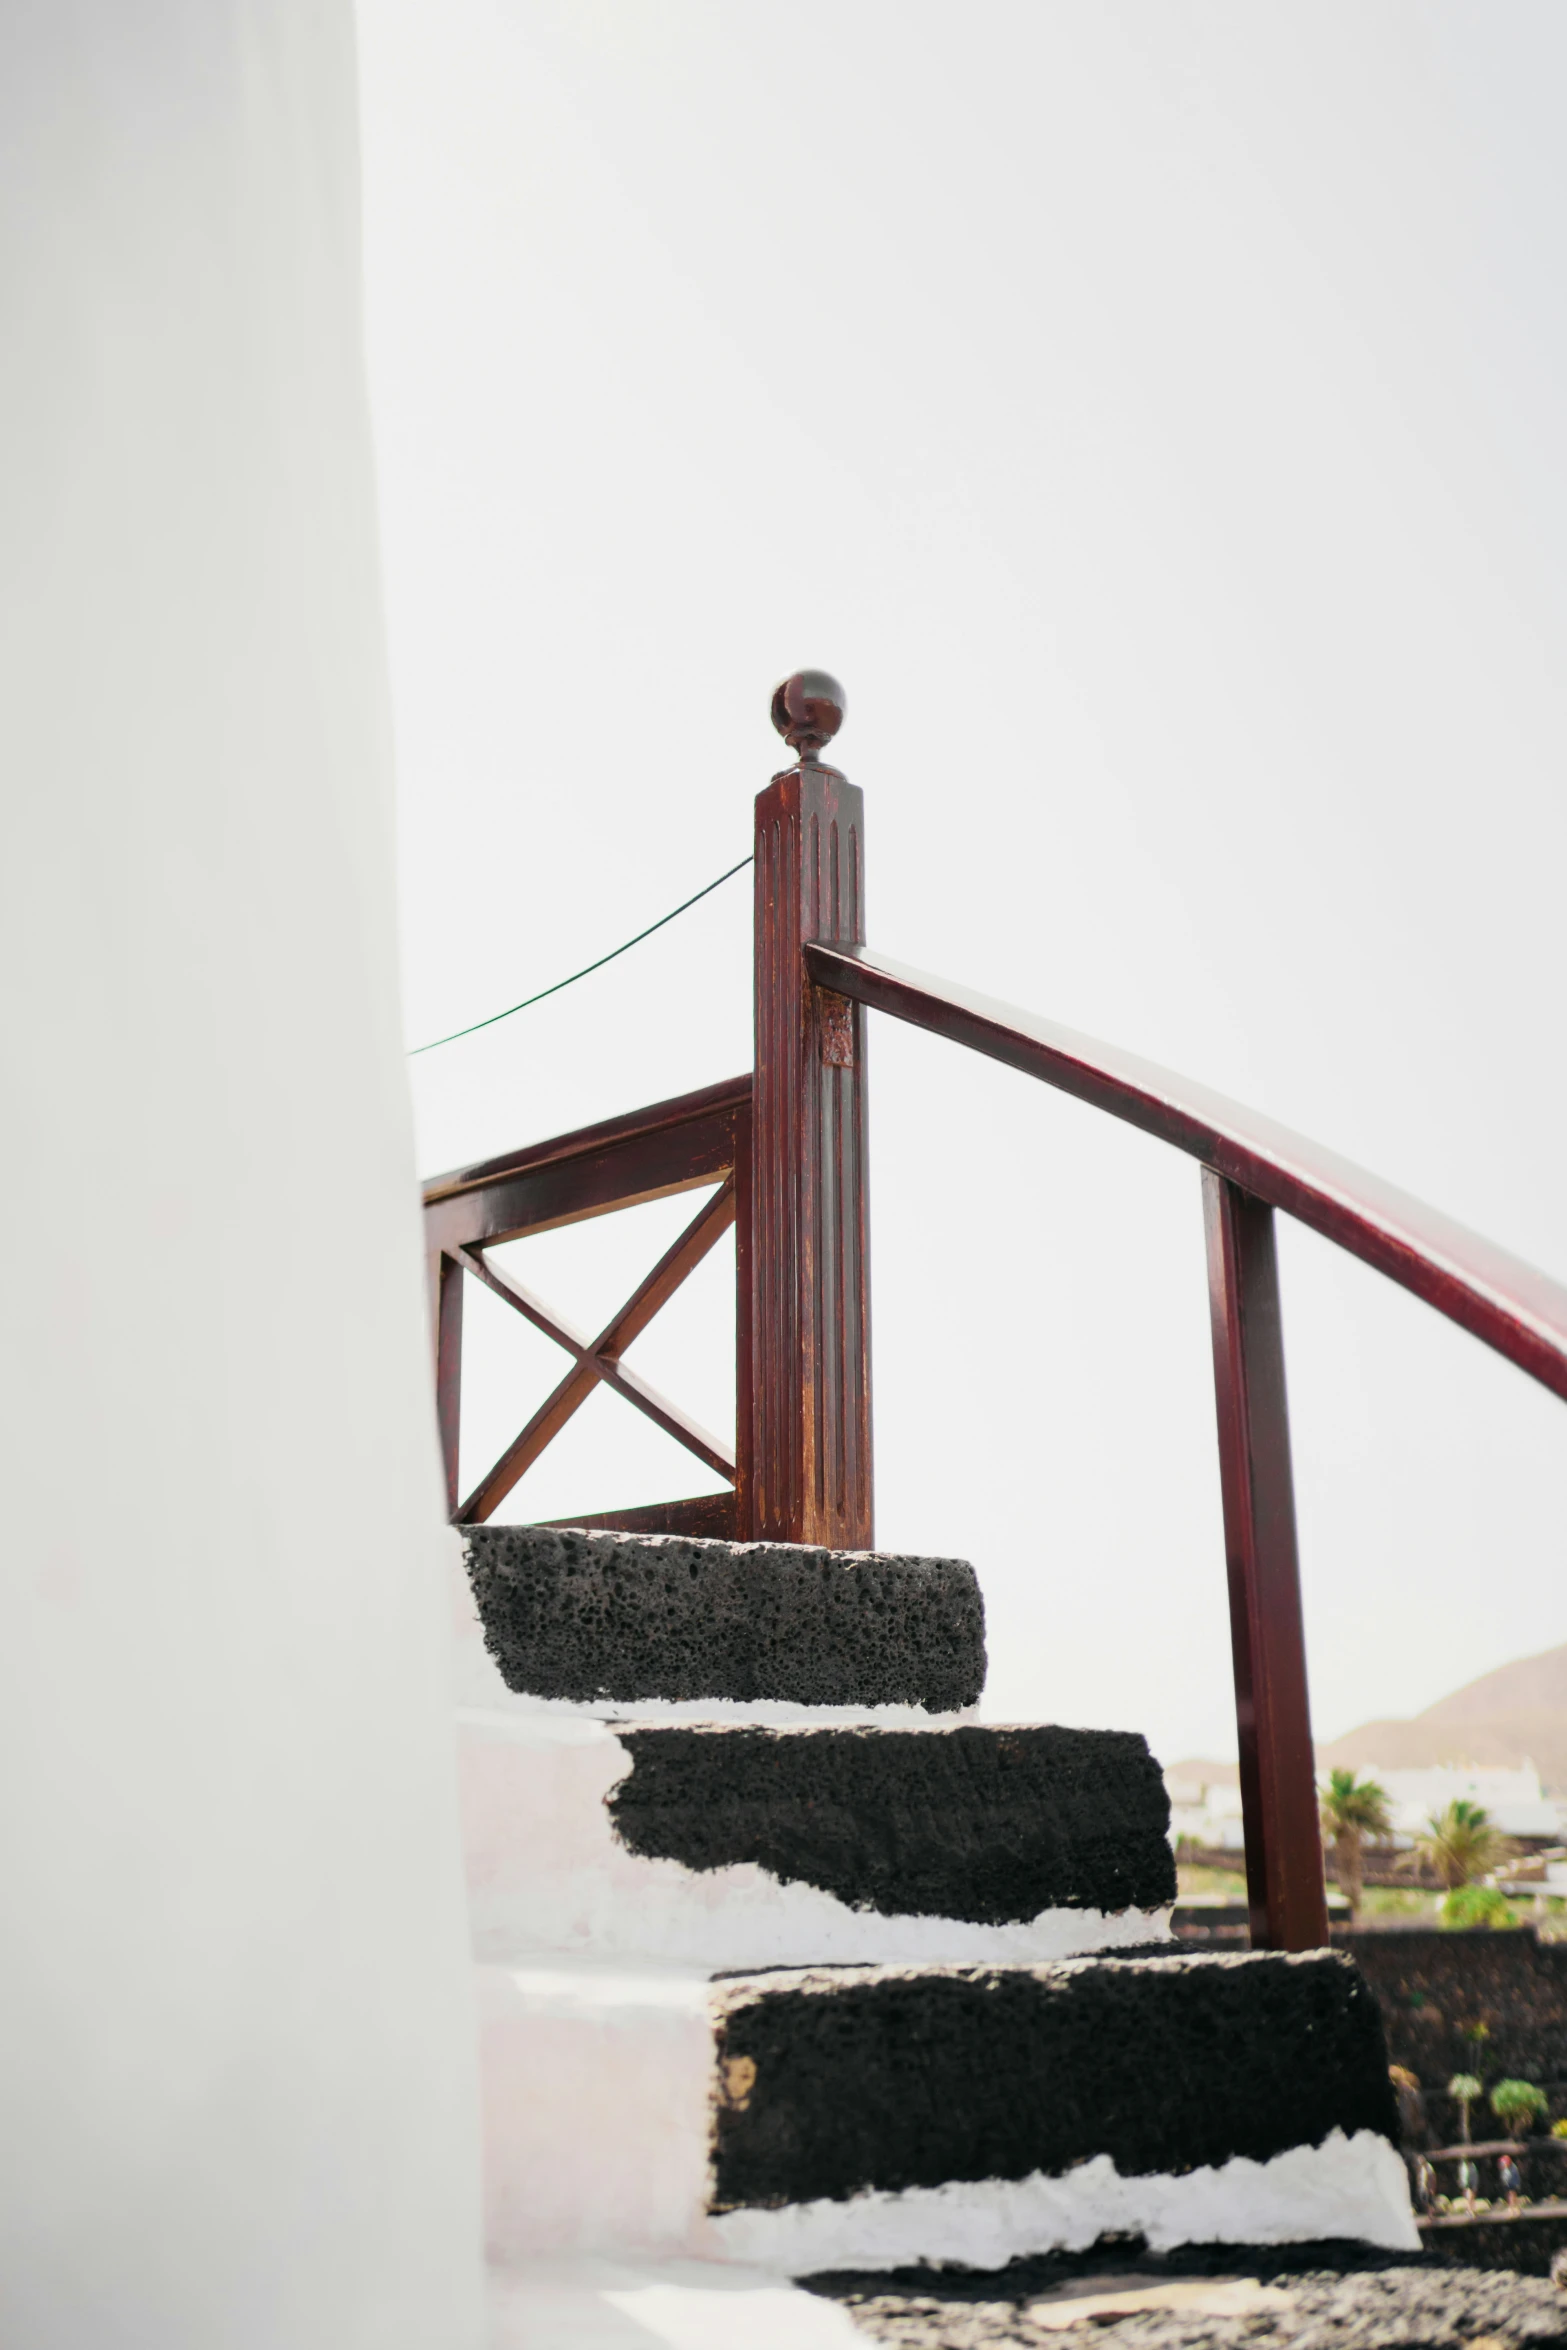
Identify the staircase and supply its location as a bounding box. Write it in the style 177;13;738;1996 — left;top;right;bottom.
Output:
426;670;1567;1993
454;1521;1418;2301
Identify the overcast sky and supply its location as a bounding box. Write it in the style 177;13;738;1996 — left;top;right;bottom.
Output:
358;1;1567;1765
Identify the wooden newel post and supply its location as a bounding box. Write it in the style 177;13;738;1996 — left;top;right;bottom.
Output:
1202;1170;1329;1952
750;671;874;1547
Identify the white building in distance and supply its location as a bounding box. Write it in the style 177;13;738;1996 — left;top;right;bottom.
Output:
1371;1762;1561;1843
1166;1761;1564;1853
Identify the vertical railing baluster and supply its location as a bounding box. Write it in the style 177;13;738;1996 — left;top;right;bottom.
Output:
732;1087;755;1542
432;1248;464;1519
750;672;874;1546
1202;1169;1328;1951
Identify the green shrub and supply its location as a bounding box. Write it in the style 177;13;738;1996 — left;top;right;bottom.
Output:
1441;1884;1517;1930
1491;2079;1549;2135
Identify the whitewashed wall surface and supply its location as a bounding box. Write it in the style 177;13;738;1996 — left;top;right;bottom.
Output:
0;7;483;2345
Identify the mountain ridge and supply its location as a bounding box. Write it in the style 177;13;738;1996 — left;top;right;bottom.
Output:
1172;1640;1567;1794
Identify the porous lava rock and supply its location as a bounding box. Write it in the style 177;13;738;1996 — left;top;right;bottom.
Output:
609;1722;1174;1922
710;1948;1398;2211
463;1526;985;1709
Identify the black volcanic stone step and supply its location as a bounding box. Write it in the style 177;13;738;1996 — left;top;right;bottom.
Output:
709;1948;1398;2211
609;1723;1174;1923
463;1526;984;1709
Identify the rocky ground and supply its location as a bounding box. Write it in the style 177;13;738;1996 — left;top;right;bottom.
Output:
805;2239;1567;2349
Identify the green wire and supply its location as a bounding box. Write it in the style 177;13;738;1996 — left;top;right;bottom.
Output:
407;854;754;1056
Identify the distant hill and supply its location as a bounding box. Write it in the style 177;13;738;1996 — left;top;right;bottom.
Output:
1173;1641;1567;1795
1421;1643;1567;1726
1167;1757;1239;1790
1320;1641;1567;1792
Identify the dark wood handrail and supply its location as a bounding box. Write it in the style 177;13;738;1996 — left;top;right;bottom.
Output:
807;933;1567;1960
422;1073;752;1208
805;940;1567;1402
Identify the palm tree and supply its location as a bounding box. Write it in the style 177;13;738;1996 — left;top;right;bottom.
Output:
1319;1769;1392;1921
1449;2072;1483;2143
1418;1799;1504;1892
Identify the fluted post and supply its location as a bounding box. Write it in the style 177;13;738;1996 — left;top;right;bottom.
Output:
750;672;873;1547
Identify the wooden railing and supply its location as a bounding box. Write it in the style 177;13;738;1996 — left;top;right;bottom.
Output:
423;1075;751;1535
804;935;1567;1955
422;669;1567;1956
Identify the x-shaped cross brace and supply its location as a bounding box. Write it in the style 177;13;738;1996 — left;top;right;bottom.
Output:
452;1179;737;1524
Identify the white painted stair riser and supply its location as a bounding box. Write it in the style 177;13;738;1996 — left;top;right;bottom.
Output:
458;1707;1172;1968
476;1961;1419;2270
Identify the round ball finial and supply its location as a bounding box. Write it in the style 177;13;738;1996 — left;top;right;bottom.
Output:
771;669;846;761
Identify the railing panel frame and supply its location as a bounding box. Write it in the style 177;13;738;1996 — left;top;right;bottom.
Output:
422;1077;751;1537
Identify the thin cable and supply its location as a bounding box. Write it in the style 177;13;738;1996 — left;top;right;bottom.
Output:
407;854;754;1055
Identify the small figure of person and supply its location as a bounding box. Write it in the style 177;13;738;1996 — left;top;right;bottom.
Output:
1458;2156;1479;2215
1498;2150;1522;2214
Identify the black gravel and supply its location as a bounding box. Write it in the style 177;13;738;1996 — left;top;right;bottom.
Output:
462;1525;984;1708
609;1722;1174;1923
806;2241;1567;2347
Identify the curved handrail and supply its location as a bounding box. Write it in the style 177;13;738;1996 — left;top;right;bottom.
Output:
805;939;1567;1405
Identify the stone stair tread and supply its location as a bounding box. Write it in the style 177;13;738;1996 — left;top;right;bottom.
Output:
457;1709;1174;1969
708;1949;1400;2213
477;1950;1417;2271
608;1720;1175;1924
463;1526;984;1711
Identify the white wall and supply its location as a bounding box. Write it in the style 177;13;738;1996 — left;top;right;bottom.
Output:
0;7;482;2344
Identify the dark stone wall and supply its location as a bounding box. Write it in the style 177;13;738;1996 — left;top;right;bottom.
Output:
609;1722;1175;1924
1338;1928;1567;2147
710;1948;1398;2211
464;1526;985;1709
1418;2211;1567;2275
